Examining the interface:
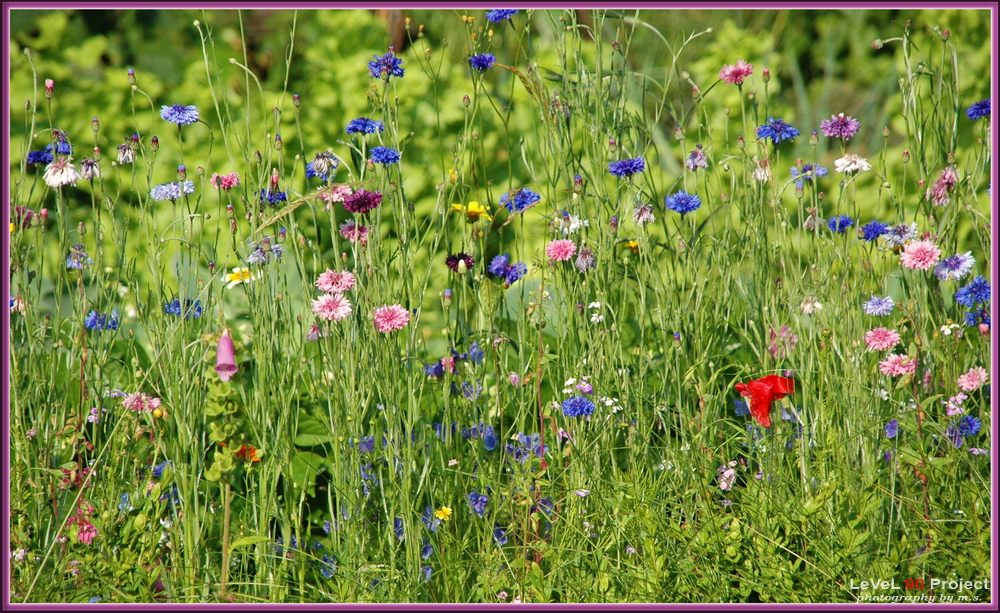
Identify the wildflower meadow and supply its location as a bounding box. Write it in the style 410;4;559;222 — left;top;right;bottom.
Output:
6;7;995;604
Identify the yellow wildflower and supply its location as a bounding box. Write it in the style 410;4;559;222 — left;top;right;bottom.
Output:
435;506;453;521
223;267;257;289
451;201;493;223
625;240;639;253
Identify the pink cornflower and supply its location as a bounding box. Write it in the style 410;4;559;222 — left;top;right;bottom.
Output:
546;239;577;261
864;328;901;351
316;269;356;294
632;203;655;226
879;354;916;376
339;220;369;245
927;166;958;206
312;294;353;322
123;392;161;413
719;59;753;85
373;304;410;333
210;172;240;191
899;240;941;271
43;157;80;188
957;366;988;392
321;185;354;210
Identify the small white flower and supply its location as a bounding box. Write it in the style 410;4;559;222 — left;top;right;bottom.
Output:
11;548;27;562
588;302;601;309
223;267;257;289
834;153;871;175
43;156;80;188
590;313;605;323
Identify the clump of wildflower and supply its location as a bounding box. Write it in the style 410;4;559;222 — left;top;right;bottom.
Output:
151;181;195;202
316;269;356;294
210;172;240;190
452;201;492;223
562;395;595;418
66;245;93;270
789;163;828;187
859;220;889;242
312;294;353;322
965;98;990;120
957;366;988;392
719;59;753;85
717;461;738;490
346;117;385;134
927;166;958;206
84;309;120;331
546;239;577;261
686;144;708;171
882;222;919;247
899;240;941;271
864;328;900;351
246;237;284;265
370;146;401;165
488;255;528;284
665;190;701;215
879;354;916;376
946;415;982;448
469;53;496;71
160;104;199;126
343;189;383;214
756;117;800;145
933;252;975;281
123;392;161;413
43;157;80;188
164;298;202;319
466;490;489;517
446;253;476;273
373;304;410;333
827;215;854;233
767;325;798;359
500;187;541;213
368;49;405;79
485;9;518;22
954;276;990;307
819;113;861;139
834;153;871;175
608;157;645;178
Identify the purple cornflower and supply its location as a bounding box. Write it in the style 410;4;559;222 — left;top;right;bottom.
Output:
346;117;384;134
84;309;120;331
368;50;405;79
881;222;919;247
562;395;595;418
954;276;990;307
370;146;401;165
343;189;383;214
575;247;596;272
632;203;655;226
819;113;860;139
884;419;899;439
151;181;195;202
488;254;528;284
827;215;854;233
493;524;508;546
66;244;92;270
965;98;990;120
500;187;541;213
160;104;200;126
859;220;889;242
469;54;497;71
164;298;203;319
863;295;895;316
608;157;645;178
445;253;476;273
485;9;518;22
789;163;828;188
756;117;800;144
466;490;489;517
933;252;975;281
685;144;708;171
665;190;701;215
306;152;338;181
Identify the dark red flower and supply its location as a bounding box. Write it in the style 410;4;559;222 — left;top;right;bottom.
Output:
343;188;383;214
734;375;794;428
446;252;475;273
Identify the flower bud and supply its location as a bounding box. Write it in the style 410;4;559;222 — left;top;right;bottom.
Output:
609;215;619;232
127;68;136;85
274;134;282;150
151;136;159;151
674;126;684;140
279;227;287;242
44;79;54;99
882;126;890;137
177;165;186;181
92;117;100;133
902;149;910;163
736;135;745;150
609;137;617;152
724;105;730;116
293;93;301;107
940;29;950;41
443;289;453;307
762;68;770;83
872;39;883;50
463;94;470;107
425;48;431;60
131;133;140;146
78;222;86;236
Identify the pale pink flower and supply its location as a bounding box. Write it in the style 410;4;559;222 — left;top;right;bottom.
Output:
879;354;916;376
632;203;655;226
122;392;161;413
43;157;80;188
76;521;98;545
339;220;369;245
312;294;353;322
833;153;871;175
926;166;958;206
800;296;823;314
373;304;410;333
216;329;238;382
899;240;941;271
210;172;240;191
316;269;356;294
719;59;753;85
957;366;988;392
864;328;901;351
717;461;738;491
545;239;577;261
508;372;521;387
321;185;354;210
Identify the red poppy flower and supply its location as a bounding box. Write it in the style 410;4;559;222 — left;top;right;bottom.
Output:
735;375;795;428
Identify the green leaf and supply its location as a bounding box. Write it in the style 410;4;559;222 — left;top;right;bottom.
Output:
228;535;271;553
291;451;326;496
294;412;333;447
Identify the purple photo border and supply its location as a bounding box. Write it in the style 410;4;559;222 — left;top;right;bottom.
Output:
2;1;996;609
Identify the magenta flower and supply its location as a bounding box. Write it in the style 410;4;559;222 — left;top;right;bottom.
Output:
316;269;356;294
879;354;916;376
216;329;238;382
864;328;901;351
210;172;240;191
312;294;353;322
819;113;861;139
122;392;161;413
340;220;369;245
546;239;577;261
374;304;410;333
719;59;753;85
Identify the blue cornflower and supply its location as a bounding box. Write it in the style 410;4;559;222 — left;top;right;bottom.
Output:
84;309;120;331
964;306;990;328
466;490;489;517
423;361;445;378
259;189;288;206
346;117;384;134
46;131;73;155
608;157;645;178
421;566;432;582
164;298;203;319
885;419;899;439
483;425;497;451
469;53;497;71
789;163;827;187
956;415;982;437
323;520;332;535
934;252;975;281
485;9;518;22
368;51;405;79
827;215;854;233
27;150;54;165
562;395;595;418
488;254;528;284
863;295;895;316
500;187;542;213
859;220;890;242
665;190;701;215
734;399;750;417
493;524;508;546
756;117;800;145
370;146;401;165
66;244;92;270
160;104;200;126
954;276;990;307
965;98;990;120
306;152;338;181
151;180;195;202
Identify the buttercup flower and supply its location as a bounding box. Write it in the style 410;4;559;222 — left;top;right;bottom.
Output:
373;304;410;333
434;506;453;520
734;375;795;428
451;201;493;223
